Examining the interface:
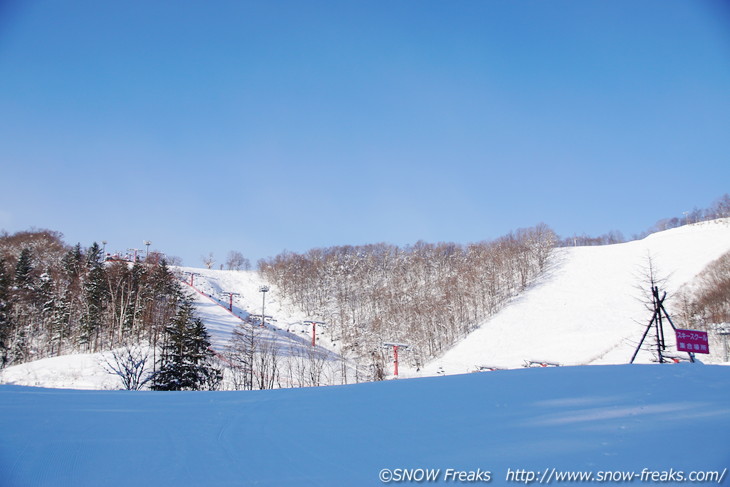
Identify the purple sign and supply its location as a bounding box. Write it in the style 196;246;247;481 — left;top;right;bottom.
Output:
675;329;709;354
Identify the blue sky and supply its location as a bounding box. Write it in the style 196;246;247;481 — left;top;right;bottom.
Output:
1;1;728;267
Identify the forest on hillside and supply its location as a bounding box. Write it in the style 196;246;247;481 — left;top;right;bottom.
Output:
260;224;556;373
2;195;728;386
0;230;225;391
0;231;180;368
675;250;730;334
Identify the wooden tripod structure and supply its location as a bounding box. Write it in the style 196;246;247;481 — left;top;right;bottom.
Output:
630;285;695;364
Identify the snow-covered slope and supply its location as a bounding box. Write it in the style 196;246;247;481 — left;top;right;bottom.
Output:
2;220;728;389
177;267;308;343
176;267;337;351
0;268;355;389
415;220;730;376
177;268;358;387
0;351;125;390
1;364;728;486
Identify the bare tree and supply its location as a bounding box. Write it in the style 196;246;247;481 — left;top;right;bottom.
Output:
225;251;251;271
166;255;183;266
675;250;730;329
202;253;215;270
254;337;280;390
226;320;256;390
102;346;153;390
635;252;669;313
258;224;557;369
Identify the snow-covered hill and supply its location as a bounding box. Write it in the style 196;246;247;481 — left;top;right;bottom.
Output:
1;363;728;486
176;267;340;352
414;219;730;377
0;268;355;389
2;221;729;486
176;269;360;387
1;220;728;389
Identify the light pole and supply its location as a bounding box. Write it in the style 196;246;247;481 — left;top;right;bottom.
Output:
143;240;152;261
101;240;107;260
259;286;270;328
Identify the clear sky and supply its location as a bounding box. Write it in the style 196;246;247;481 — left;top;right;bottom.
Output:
1;1;729;267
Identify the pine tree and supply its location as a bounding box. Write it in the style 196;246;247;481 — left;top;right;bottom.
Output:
62;244;84;283
80;245;108;352
86;242;103;267
152;296;221;391
0;258;12;367
14;248;34;290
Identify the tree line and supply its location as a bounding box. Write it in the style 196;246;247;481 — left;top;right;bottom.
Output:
0;230;177;365
0;229;220;391
558;193;730;247
674;250;730;334
259;224;556;375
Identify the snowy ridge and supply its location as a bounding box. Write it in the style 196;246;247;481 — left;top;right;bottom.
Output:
414;219;730;376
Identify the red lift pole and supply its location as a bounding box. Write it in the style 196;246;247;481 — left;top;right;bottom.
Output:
382;342;410;377
128;248;142;263
186;272;200;287
304;320;325;347
221;292;240;311
394;345;399;376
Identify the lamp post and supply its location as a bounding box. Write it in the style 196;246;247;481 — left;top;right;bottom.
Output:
143;240;152;261
259;286;270;328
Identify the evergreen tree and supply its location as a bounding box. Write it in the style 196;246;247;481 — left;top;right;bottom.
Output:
80;246;108;352
11;325;29;364
14;248;34;290
86;242;103;266
152;296;221;391
0;259;12;367
62;244;84;283
37;270;69;356
0;231;186;366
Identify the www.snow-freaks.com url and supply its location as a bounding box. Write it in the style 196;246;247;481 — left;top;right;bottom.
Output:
377;467;727;484
505;467;727;484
